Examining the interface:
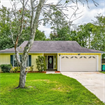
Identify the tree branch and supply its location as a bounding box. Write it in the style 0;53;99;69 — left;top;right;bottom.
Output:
22;0;45;66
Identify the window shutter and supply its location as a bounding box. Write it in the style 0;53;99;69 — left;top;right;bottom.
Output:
10;55;13;66
29;55;31;66
20;55;22;62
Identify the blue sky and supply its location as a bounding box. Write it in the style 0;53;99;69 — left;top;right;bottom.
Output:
0;0;105;38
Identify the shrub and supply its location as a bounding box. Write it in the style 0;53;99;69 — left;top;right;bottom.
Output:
0;68;2;73
30;65;34;71
25;65;34;71
36;56;46;72
10;67;20;72
0;64;12;73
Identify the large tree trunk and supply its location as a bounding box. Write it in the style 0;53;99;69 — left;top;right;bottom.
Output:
18;0;45;88
18;63;27;88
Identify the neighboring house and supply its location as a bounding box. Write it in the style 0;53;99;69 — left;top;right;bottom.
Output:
0;41;104;72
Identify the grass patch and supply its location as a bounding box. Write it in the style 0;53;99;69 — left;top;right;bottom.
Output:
0;73;104;105
100;71;105;74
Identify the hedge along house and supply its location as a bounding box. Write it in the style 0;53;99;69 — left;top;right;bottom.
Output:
0;41;104;72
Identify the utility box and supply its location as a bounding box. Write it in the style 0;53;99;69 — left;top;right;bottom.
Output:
102;65;105;71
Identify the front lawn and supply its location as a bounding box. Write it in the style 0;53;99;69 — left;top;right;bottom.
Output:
100;71;105;74
0;73;104;105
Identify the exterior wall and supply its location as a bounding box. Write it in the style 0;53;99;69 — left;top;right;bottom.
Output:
0;54;10;65
57;53;60;71
57;53;102;72
0;53;102;72
31;53;43;71
0;53;44;71
98;54;101;71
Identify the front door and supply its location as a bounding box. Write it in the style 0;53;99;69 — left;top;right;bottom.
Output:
48;56;53;69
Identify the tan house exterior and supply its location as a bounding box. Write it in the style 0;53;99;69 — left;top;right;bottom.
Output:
0;41;104;72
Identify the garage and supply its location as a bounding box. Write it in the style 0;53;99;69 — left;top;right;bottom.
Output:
60;55;97;72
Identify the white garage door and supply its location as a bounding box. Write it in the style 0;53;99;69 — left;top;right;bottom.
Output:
61;55;97;72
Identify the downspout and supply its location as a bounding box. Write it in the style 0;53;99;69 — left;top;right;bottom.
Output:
101;53;102;71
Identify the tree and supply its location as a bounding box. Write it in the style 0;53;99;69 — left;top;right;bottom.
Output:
76;23;95;48
9;0;46;88
6;0;97;88
75;15;105;51
50;26;71;40
0;6;13;50
43;9;68;34
91;15;105;51
35;29;46;41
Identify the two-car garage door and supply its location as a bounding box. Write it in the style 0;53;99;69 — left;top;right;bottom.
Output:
61;55;97;72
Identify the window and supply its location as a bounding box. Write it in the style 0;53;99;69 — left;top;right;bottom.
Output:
80;56;82;58
75;56;77;58
62;56;64;59
93;56;95;59
71;56;73;58
66;56;69;59
45;56;48;69
89;56;91;59
84;56;86;58
54;56;56;69
10;55;31;67
89;56;95;59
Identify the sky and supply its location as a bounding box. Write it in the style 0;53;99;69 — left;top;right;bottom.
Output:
40;0;105;37
0;0;105;38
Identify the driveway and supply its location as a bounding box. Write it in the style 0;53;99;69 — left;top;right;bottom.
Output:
61;72;105;103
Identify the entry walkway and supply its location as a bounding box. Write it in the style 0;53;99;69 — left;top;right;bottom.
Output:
61;72;105;103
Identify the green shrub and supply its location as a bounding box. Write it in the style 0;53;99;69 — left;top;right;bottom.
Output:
36;56;46;72
10;67;20;72
0;64;12;73
14;67;20;72
30;65;34;71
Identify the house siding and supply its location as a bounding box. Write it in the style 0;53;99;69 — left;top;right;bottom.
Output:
98;54;101;71
31;53;43;71
57;53;60;71
0;53;102;72
0;54;10;65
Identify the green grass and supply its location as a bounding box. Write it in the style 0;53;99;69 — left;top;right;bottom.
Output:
100;71;105;74
0;73;104;105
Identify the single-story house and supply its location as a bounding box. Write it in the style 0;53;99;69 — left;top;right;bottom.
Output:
0;41;104;72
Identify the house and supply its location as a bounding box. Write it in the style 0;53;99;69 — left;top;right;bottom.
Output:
0;41;104;72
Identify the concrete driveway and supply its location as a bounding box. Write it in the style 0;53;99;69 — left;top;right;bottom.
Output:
61;72;105;103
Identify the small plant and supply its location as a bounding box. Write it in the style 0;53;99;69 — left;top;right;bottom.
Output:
14;67;20;72
36;56;46;72
30;65;34;71
26;65;34;71
0;64;12;73
10;67;20;72
0;68;2;72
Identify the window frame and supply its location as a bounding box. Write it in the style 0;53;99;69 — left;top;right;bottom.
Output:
10;55;31;67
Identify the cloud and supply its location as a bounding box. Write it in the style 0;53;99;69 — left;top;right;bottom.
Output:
0;0;11;8
73;3;105;25
38;25;52;38
46;0;59;4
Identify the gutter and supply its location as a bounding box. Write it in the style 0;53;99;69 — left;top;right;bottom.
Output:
0;52;104;54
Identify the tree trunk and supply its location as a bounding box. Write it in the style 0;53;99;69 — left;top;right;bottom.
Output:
18;0;45;88
18;63;27;88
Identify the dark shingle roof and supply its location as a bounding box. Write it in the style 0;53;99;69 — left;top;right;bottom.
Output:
0;41;104;53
